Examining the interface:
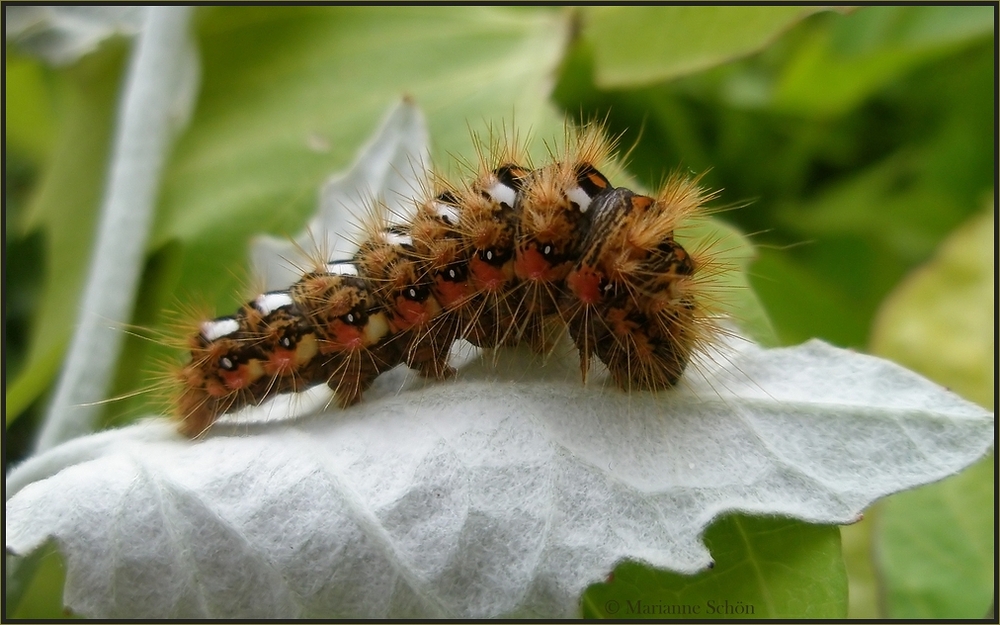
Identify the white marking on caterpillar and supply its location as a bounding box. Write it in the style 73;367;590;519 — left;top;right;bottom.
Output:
485;182;516;208
382;231;413;247
326;262;359;276
254;291;294;315
567;186;593;212
200;317;240;342
433;202;460;225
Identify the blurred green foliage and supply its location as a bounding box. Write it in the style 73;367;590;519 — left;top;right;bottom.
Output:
869;205;994;619
5;6;993;619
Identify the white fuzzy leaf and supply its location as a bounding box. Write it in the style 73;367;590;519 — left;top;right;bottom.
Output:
5;338;993;618
35;6;198;452
5;6;147;65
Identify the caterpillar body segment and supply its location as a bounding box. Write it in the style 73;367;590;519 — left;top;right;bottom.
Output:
239;291;319;384
508;159;613;354
288;261;403;407
445;164;528;349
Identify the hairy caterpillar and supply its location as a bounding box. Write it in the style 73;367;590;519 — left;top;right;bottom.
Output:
169;123;725;438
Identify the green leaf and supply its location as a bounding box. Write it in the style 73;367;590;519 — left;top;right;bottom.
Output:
871;207;994;408
582;6;831;88
752;150;978;349
4;53;57;167
840;515;880;618
773;6;994;117
775;153;968;262
869;206;994;618
7;545;73;619
581;514;847;619
747;248;868;348
876;455;994;619
5;343;63;426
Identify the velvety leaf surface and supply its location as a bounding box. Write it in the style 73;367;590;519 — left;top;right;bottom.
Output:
6;335;992;618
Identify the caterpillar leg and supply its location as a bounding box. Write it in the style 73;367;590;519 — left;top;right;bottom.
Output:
403;313;461;380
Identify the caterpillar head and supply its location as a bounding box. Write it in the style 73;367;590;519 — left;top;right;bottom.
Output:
563;185;704;389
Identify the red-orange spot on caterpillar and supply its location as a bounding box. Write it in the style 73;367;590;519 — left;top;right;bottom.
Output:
392;297;435;330
327;322;365;351
515;245;557;282
264;348;297;376
434;275;473;308
219;366;253;391
469;255;509;291
566;266;602;305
